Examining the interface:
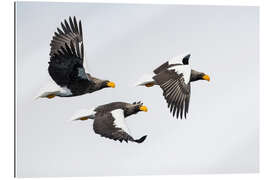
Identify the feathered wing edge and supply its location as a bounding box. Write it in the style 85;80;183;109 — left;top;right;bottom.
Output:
134;135;147;143
153;70;191;119
50;16;83;57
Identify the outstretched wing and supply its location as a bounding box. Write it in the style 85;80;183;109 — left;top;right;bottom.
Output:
48;41;93;94
153;54;191;74
48;17;94;94
93;109;147;143
50;16;83;59
153;69;191;119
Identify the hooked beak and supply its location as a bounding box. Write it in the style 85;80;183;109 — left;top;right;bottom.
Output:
202;74;210;82
139;106;148;112
107;81;116;88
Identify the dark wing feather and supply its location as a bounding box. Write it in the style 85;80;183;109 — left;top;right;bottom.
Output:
48;17;95;95
153;69;191;119
50;16;83;60
93;112;147;143
48;41;94;94
153;61;182;75
153;61;169;74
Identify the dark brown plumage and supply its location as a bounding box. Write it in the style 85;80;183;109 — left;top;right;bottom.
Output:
72;102;148;143
47;16;115;98
136;54;210;119
153;69;191;119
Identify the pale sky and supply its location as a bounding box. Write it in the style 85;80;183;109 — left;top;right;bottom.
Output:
16;2;259;177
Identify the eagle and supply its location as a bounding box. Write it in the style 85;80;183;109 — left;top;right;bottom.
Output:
71;102;148;143
135;54;210;119
36;16;115;99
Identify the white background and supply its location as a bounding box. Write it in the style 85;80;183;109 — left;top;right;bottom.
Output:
1;0;270;180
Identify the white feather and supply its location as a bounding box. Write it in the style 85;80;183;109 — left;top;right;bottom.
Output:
134;73;155;86
35;81;73;99
35;81;62;99
81;42;90;73
168;65;191;84
111;109;129;133
167;54;191;84
168;53;191;65
134;54;191;86
70;108;96;121
60;87;72;96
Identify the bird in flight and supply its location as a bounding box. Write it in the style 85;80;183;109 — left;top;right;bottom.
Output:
36;16;115;99
136;54;210;119
71;101;148;143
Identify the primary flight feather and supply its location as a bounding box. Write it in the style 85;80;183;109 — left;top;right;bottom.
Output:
136;54;210;119
37;16;115;99
71;101;148;143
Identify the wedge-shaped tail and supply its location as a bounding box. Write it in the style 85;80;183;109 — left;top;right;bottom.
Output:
70;108;96;121
134;73;156;87
35;81;65;99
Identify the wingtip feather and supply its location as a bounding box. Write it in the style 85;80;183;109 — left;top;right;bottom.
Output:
134;135;147;143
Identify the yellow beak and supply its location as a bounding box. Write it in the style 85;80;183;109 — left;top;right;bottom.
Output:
139;106;148;112
107;81;116;88
202;75;210;82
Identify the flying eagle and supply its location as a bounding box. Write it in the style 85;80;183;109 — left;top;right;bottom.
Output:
37;16;115;99
71;102;148;143
136;54;210;119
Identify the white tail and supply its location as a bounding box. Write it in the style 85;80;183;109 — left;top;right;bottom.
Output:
134;73;155;86
35;81;62;99
70;108;96;121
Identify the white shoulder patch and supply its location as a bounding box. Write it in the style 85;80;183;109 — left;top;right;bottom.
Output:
111;109;129;133
165;54;192;84
168;53;191;64
168;55;183;65
168;65;191;84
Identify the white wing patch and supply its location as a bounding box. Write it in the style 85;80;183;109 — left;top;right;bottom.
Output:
167;54;191;84
80;42;90;73
168;65;191;84
111;109;130;133
168;53;190;65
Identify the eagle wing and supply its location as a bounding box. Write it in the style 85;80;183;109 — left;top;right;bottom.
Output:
153;69;191;119
153;54;191;75
50;16;83;58
93;109;147;143
48;17;94;94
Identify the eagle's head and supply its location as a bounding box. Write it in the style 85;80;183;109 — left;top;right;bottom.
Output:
190;70;210;82
123;101;148;117
101;80;116;89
